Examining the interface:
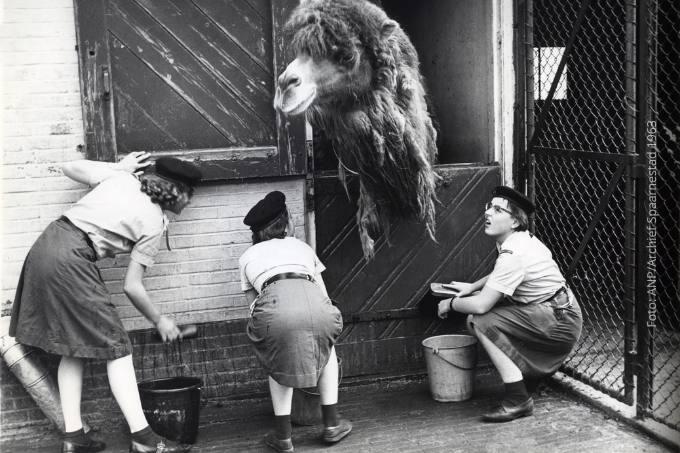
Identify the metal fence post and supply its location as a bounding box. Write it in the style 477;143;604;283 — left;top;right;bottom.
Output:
634;0;652;418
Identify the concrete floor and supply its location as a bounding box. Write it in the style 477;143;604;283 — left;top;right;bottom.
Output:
2;376;673;453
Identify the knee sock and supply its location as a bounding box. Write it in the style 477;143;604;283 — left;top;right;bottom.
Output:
274;415;292;440
131;425;161;445
321;404;339;428
525;377;541;394
63;428;89;444
503;380;530;406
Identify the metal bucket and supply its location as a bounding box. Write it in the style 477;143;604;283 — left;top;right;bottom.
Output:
290;357;342;426
138;376;202;444
422;335;478;402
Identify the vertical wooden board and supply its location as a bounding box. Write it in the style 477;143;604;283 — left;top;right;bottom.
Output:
272;0;306;175
74;0;116;161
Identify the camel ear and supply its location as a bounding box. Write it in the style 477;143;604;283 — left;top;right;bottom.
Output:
381;19;398;38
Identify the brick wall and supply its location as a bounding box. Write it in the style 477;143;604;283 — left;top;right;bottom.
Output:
0;0;306;440
0;0;305;327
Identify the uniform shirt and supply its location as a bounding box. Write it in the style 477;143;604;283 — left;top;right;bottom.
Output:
239;237;326;293
64;172;167;267
486;230;565;304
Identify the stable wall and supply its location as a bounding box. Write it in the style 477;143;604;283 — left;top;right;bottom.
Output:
0;0;305;440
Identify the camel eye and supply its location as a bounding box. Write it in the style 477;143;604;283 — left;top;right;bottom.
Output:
335;51;355;66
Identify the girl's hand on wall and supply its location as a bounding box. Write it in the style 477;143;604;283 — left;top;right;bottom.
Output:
117;151;152;174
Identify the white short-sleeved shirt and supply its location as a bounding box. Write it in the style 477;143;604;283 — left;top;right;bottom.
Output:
239;237;326;293
485;231;566;304
64;172;168;267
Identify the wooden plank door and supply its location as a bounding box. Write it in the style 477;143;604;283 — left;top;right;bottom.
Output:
74;0;305;180
316;165;501;377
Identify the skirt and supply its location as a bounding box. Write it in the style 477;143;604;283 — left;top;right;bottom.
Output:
469;289;582;378
247;278;343;388
9;217;132;359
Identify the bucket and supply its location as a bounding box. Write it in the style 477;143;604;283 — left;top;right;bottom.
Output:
138;376;202;444
290;357;342;426
422;335;478;402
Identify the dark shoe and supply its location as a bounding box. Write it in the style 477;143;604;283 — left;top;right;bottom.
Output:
129;438;192;453
61;436;106;453
322;418;352;443
263;432;294;452
482;397;534;422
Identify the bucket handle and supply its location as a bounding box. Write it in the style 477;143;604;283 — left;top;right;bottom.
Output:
431;347;476;371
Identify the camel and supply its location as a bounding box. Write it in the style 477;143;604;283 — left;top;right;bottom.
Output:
274;0;438;258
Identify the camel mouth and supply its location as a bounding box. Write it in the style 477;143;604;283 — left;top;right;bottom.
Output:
276;86;317;116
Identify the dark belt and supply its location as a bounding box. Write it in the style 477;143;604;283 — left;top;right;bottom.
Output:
540;287;572;320
261;272;314;291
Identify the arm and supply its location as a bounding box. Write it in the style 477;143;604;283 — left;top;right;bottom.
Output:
437;285;504;318
445;274;489;297
62;152;151;186
123;259;180;342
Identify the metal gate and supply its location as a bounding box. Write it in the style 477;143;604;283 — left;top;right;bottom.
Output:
519;0;680;430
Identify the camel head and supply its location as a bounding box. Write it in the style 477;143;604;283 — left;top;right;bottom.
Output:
274;0;398;116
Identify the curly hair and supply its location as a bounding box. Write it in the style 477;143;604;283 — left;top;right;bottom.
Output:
252;209;289;244
138;174;192;210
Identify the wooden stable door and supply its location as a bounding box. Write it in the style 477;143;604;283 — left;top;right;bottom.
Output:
317;165;501;377
74;0;305;180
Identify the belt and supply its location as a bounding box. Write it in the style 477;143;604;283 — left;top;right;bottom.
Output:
261;272;314;291
540;287;572;320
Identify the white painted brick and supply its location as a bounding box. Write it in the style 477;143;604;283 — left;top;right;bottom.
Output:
1;22;76;39
1;1;308;330
3;189;82;207
3;0;73;9
2;8;76;24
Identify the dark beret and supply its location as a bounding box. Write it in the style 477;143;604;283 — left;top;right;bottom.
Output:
492;186;535;214
155;157;202;187
244;191;287;231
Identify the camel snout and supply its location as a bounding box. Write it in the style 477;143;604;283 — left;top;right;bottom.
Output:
277;70;301;92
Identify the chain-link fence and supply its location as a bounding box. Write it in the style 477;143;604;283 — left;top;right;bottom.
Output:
639;0;680;431
524;0;679;431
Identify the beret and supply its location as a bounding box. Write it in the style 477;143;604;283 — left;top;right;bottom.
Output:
244;191;287;231
155;157;202;187
492;186;535;214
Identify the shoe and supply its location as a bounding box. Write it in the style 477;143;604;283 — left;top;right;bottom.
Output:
322;418;352;443
129;438;192;453
62;437;106;453
482;397;534;422
263;432;294;452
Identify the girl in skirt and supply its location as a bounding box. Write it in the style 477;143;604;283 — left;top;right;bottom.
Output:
239;191;352;452
9;153;201;453
438;186;582;422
